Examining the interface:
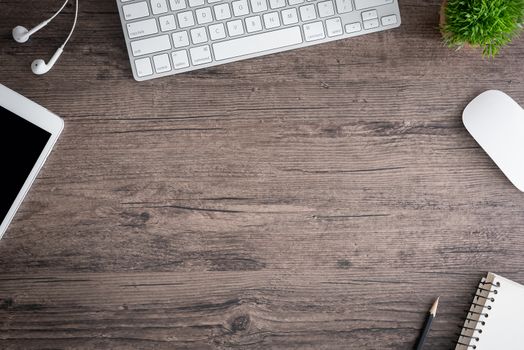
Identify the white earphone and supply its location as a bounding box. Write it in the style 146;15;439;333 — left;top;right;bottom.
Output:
12;0;78;75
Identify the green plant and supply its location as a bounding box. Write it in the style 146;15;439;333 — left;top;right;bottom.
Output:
442;0;524;57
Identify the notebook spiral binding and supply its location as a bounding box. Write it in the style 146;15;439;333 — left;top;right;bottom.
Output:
455;276;502;350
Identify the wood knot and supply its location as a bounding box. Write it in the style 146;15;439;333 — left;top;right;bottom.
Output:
231;315;250;332
0;298;14;310
337;259;352;269
120;211;150;227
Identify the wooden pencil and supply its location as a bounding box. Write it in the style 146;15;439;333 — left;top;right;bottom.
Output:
415;297;439;350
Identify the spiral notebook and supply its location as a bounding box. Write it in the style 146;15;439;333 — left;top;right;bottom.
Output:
456;272;524;350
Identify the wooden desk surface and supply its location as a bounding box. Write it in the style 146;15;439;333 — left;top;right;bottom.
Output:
1;0;524;348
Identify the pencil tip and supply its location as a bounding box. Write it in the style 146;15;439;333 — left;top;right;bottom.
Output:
430;297;440;316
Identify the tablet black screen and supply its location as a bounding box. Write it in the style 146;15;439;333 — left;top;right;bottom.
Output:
1;106;51;220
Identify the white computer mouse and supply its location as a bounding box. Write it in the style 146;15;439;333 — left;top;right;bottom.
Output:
463;90;524;192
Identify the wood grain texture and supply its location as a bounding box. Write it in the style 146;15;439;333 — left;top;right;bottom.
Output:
1;0;524;348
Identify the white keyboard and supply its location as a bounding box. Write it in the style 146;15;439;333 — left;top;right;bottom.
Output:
117;0;401;81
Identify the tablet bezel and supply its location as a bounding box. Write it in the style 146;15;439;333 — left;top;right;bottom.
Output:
0;84;64;240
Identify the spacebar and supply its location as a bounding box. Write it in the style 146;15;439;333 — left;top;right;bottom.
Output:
213;26;303;61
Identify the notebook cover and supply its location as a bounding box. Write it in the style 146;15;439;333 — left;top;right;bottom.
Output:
456;273;524;350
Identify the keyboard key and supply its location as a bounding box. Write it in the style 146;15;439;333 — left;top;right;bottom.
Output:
363;18;379;29
289;0;304;4
131;35;171;56
123;2;149;20
354;0;392;10
172;50;190;69
190;45;212;65
153;53;172;73
269;0;286;9
169;0;187;10
317;1;334;17
208;0;221;3
381;14;397;26
191;27;208;43
281;8;298;24
335;0;352;13
232;0;250;16
172;30;190;47
303;21;325;41
250;0;268;12
159;15;177;31
189;0;205;6
178;10;196;28
325;17;343;36
196;7;213;24
245;16;263;32
361;9;378;20
209;23;226;39
214;3;232;20
127;18;158;39
134;57;153;76
345;21;361;33
299;4;316;21
227;19;245;36
263;12;280;29
151;0;168;14
213;26;302;60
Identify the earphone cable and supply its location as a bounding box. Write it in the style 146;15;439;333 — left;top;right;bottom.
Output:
49;0;70;23
61;0;78;49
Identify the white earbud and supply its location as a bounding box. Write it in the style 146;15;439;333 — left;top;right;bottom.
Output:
11;0;77;75
12;21;49;43
12;26;30;43
31;47;64;75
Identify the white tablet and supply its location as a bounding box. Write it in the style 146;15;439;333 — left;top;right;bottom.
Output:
0;84;64;240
